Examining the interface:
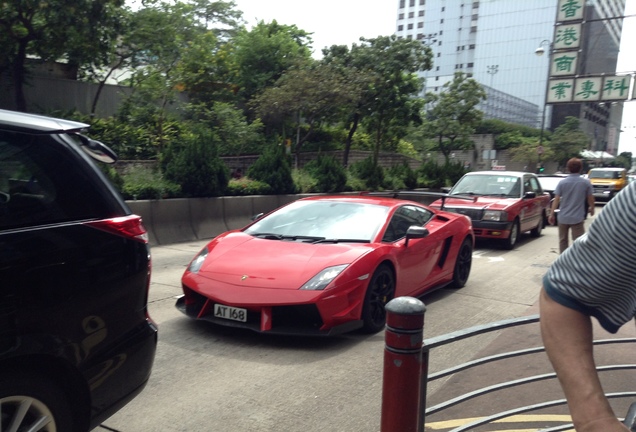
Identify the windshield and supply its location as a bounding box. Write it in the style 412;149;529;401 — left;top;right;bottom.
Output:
244;200;390;242
588;170;621;179
450;174;521;198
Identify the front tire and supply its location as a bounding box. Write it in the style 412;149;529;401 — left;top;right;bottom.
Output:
503;219;520;250
450;237;472;288
0;371;74;432
361;264;395;333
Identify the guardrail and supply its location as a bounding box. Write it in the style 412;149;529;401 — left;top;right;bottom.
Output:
380;296;636;432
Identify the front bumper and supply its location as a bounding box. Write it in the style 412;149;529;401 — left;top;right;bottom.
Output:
470;220;513;239
176;273;367;336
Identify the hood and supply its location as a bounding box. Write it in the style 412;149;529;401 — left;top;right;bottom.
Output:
196;232;372;289
436;196;515;211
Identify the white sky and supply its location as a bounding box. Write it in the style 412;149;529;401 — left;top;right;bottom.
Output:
233;0;636;154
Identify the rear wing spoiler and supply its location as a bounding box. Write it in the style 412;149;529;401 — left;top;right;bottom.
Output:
359;190;476;211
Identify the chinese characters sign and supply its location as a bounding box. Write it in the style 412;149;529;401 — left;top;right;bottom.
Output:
545;0;633;104
546;75;632;103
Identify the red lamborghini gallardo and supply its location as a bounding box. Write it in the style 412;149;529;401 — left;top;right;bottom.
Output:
176;194;473;335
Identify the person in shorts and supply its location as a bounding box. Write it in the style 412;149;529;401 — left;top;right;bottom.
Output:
540;181;636;431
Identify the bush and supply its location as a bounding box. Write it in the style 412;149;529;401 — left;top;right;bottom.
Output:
349;156;384;190
226;177;272;196
385;162;418;190
247;145;296;194
292;169;318;193
304;155;347;193
120;165;181;200
164;129;229;197
418;160;446;189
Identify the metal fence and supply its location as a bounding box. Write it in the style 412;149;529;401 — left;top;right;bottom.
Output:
380;296;636;432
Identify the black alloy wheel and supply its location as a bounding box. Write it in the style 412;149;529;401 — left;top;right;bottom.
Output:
450;237;473;288
361;264;395;333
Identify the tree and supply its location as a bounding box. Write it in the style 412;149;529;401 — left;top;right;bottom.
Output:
0;0;127;111
422;72;486;164
549;117;591;169
250;61;363;168
322;36;432;167
229;20;312;113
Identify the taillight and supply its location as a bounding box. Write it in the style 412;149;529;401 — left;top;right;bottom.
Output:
86;214;149;243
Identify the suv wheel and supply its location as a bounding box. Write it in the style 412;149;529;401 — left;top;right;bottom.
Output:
0;372;74;432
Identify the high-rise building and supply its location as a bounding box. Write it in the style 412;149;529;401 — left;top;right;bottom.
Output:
396;0;626;152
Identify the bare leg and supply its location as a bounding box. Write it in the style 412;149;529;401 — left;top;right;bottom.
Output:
539;288;628;431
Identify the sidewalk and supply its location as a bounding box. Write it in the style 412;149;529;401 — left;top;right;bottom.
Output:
422;300;636;431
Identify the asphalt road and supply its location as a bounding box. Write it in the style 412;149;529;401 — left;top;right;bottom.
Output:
96;204;635;432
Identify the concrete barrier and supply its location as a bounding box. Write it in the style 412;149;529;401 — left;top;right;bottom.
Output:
149;198;197;245
128;193;446;246
190;197;227;240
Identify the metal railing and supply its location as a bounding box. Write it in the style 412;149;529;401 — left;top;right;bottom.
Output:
380;296;636;432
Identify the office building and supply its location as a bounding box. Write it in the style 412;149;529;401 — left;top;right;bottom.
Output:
396;0;626;152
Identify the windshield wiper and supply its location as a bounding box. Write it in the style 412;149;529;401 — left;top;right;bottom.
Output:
250;233;326;242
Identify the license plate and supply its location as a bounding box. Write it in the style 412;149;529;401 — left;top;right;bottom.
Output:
214;304;247;322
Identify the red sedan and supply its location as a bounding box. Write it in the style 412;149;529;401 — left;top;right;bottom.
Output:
432;171;550;249
176;194;474;335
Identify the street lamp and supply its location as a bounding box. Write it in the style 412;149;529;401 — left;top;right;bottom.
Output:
535;39;552;173
486;64;499;88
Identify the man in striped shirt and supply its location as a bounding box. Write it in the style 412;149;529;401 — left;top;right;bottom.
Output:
540;181;635;432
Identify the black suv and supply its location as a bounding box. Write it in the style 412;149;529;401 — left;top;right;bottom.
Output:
0;109;157;431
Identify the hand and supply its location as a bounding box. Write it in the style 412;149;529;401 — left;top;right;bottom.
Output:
548;214;556;225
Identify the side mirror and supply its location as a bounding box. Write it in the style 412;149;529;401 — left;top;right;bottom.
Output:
524;191;536;199
404;226;429;247
251;212;264;221
441;186;452;193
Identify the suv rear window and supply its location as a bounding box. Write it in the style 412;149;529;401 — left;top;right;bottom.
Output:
0;131;114;230
589;170;622;179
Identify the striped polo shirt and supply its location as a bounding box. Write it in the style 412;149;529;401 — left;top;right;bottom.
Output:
543;181;636;333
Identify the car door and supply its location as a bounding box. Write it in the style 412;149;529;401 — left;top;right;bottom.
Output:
382;205;444;296
518;175;543;232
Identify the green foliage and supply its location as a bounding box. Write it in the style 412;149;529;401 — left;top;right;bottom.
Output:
292;169;319;193
164;128;229;197
386;162;418;190
120;164;181;200
226;178;272;196
247;145;296;194
422;72;487;162
550;117;591;169
418;160;446;189
350;156;385;190
417;160;466;189
304;155;347;193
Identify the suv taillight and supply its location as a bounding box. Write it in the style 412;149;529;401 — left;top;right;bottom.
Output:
86;215;149;243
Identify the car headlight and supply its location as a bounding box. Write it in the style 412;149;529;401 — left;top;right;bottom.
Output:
187;246;209;273
483;210;507;222
300;264;348;290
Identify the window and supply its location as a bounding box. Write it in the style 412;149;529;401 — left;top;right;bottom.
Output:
440;18;444;23
399;13;404;19
419;10;424;16
436;66;440;71
400;0;405;7
398;25;404;31
408;23;413;29
409;12;414;18
417;33;424;39
418;22;424;28
439;30;443;35
419;0;425;4
467;62;474;67
0;132;111;230
470;26;477;32
409;0;415;6
469;44;475;49
442;6;445;11
437;52;441;57
438;41;442;46
382;206;433;243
